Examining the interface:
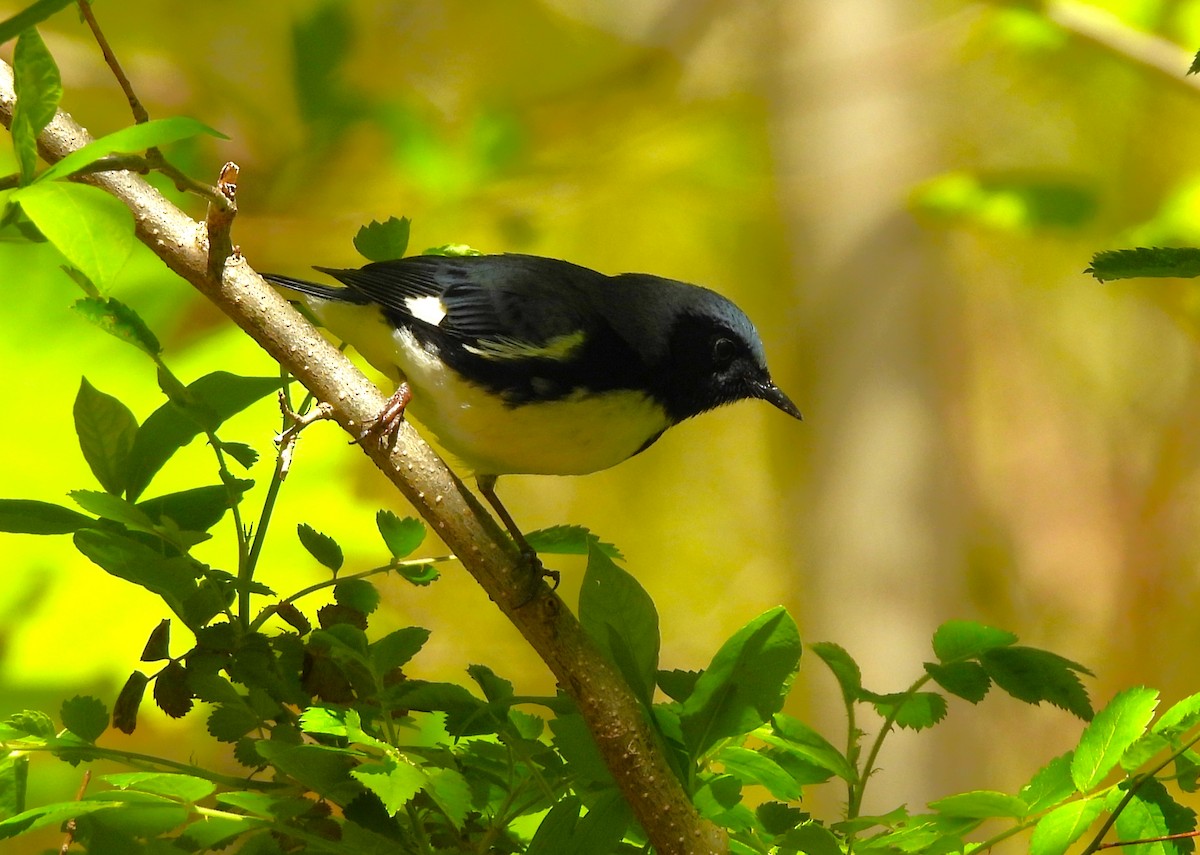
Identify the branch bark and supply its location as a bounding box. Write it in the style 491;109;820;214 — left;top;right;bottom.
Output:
0;57;727;855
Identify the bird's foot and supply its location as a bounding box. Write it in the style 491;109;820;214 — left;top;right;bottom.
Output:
358;383;412;451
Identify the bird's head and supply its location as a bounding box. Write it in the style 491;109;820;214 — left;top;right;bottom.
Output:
614;276;802;425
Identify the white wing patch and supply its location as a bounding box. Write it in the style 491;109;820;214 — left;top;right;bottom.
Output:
463;330;586;361
405;294;448;326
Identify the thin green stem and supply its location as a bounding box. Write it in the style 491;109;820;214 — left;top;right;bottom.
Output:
245;371;305;583
406;802;436;855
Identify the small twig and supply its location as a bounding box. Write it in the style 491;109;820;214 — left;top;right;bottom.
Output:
205;161;239;279
75;0;148;124
58;770;91;854
1096;829;1200;850
276;391;335;480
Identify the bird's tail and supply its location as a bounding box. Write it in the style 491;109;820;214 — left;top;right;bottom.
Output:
260;272;370;304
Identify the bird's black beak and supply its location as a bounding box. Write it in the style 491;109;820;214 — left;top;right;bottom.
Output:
754;379;803;421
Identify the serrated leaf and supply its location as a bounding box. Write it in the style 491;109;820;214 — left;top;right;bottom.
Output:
15;183;135;289
527;796;581;855
423;768;471;830
467;664;514;703
1071;686;1158;791
871;691;947;731
113;671;149;734
375;510;424;558
1086;247;1200;283
70;297;161;357
932;620;1018;662
60;696;107;743
297;523;343;571
207;704;260;743
525;525;624;560
103;772;215;802
40;117;227;184
1191;49;1200;75
334;579;379;614
578;544;659;707
780;823;842;855
124;372;281;500
0;498;91;534
657;669;701;703
350;758;425;816
574;789;632;855
717;746;802;800
981;646;1093;720
1020;753;1076;814
810;642;862;703
1029;797;1105;855
398;562;439;586
370;626;430;674
11;28;61;184
928;790;1027;819
153;661;193;718
1113;778;1197;855
0;800;119;841
680;607;802;759
924;660;992;703
353;216;410;262
1153;691;1200;738
217;440;259;469
74;377;138;495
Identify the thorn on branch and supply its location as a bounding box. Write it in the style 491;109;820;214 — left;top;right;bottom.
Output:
205;161;239;280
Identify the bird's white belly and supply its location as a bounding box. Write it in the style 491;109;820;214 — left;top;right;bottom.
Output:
395;330;670;476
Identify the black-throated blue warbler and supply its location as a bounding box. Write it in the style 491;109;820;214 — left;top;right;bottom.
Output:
264;253;801;563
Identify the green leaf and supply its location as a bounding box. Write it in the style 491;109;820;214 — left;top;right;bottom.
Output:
422;767;471;830
0;800;119;841
578;544;659;707
69;489;159;533
103;772;215;803
924;660;991;703
0;753;29;819
768;714;857;782
375;510;424;558
138;483;248;533
928;790;1027;819
1071;686;1159;791
350;758;425;816
981;646;1093;720
0;1;74;46
680;607;802;759
11;28;61;184
153;660;194;718
1153;691;1200;738
1113;778;1197;855
931;620;1018;662
1020;753;1077;814
1086;247;1200;282
527;796;581;855
871;691;947;731
125;373;281;500
113;671;149;734
40;117;227;184
0;498;91;534
573;789;632;855
179;814;263;850
15;183;135;288
335;579;379;614
297;523;344;571
206;704;260;743
779;823;842;855
1190;49;1200;75
60;696;108;744
73;378;138;495
398;562;439;586
467;664;514;703
71;297;161;357
717;745;802;800
1029;797;1105;855
657;669;701;703
810;642;862;703
525;525;624;560
253;742;358;801
217;440;259;469
353;216;411;262
370;627;430;674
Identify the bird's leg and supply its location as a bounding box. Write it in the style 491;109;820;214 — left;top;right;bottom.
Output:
476;474;559;591
360;382;412;450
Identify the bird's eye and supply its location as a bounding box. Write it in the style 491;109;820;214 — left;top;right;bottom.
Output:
712;336;736;368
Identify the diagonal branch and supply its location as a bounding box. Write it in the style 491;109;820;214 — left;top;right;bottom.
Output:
0;58;726;855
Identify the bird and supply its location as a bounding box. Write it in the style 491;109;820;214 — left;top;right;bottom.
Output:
263;253;801;571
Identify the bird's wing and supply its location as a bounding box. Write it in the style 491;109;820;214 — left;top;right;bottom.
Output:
316;254;601;350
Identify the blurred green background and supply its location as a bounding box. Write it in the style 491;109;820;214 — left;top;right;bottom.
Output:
3;0;1200;832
